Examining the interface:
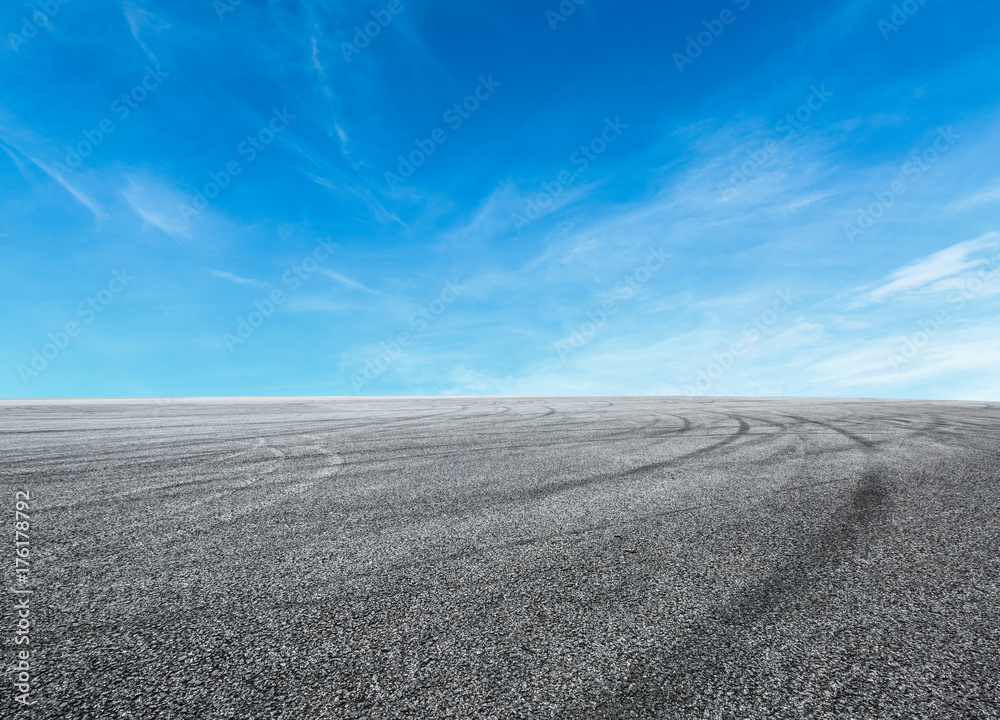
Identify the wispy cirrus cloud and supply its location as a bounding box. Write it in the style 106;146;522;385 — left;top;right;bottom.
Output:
121;2;169;63
203;268;269;288
850;233;1000;308
121;177;192;239
948;181;1000;212
319;268;386;297
0;133;103;221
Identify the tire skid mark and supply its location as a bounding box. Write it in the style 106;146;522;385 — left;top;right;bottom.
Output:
339;476;852;584
39;439;340;514
499;414;749;506
623;413;751;478
580;467;893;719
781;413;878;449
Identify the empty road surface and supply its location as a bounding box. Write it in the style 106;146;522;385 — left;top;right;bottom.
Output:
1;396;998;719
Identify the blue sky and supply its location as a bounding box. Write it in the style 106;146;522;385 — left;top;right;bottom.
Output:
2;0;999;399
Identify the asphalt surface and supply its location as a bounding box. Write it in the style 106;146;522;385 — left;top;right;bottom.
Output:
2;396;999;719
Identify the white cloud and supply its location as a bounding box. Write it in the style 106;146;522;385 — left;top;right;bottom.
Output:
122;178;191;239
333;121;349;154
948;181;1000;212
120;174;245;249
850;233;1000;307
22;150;103;220
284;296;357;313
0;141;33;182
203;269;268;288
319;268;385;297
780;191;836;213
121;2;169;63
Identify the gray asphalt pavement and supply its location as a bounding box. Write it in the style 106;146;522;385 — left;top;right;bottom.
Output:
2;396;999;719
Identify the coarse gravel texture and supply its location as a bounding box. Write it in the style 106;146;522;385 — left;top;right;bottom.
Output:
1;396;999;719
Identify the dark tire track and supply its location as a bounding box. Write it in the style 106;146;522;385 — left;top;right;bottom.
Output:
580;468;893;719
